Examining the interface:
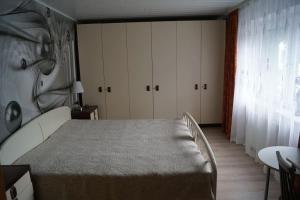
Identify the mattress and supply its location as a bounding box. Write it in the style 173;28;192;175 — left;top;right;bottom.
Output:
15;119;214;200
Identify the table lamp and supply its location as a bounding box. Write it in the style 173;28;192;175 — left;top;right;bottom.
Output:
71;81;84;110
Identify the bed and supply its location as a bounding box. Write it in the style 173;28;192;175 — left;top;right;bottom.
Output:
0;107;217;200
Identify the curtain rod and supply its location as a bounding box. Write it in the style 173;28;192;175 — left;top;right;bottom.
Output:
227;0;251;14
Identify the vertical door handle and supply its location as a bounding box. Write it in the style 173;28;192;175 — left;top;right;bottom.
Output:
107;87;111;93
98;86;102;93
202;84;207;90
155;85;159;91
146;85;151;91
194;84;198;90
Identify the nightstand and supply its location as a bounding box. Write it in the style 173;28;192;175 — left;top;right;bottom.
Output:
0;165;34;200
71;105;99;120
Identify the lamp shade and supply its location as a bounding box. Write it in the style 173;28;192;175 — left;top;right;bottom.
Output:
72;81;84;94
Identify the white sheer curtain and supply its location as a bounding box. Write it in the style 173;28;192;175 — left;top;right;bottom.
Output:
231;0;300;158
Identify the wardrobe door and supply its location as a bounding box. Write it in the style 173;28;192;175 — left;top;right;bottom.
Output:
102;23;130;119
177;21;201;122
77;24;106;119
152;22;177;119
127;22;153;119
201;20;225;124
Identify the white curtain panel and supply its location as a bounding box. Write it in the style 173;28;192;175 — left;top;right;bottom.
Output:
231;0;300;159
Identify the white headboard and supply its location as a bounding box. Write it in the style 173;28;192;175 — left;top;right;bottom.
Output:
0;106;71;165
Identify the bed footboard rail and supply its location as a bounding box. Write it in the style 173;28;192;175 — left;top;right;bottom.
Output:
182;112;217;199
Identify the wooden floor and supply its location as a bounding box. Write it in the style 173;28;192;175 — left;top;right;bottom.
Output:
202;127;280;200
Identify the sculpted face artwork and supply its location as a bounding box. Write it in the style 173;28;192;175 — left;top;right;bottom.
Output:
0;0;76;143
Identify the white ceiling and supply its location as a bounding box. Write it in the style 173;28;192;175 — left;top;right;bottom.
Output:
36;0;244;21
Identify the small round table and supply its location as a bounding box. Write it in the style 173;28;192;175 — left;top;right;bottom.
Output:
258;146;300;200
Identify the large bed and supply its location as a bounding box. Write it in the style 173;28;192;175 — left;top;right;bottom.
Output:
0;107;217;200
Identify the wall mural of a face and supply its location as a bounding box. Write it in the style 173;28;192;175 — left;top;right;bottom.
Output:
0;0;76;143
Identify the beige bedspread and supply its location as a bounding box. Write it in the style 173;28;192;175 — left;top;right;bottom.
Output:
15;119;214;200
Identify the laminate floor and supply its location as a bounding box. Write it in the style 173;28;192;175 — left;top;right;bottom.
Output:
202;127;280;200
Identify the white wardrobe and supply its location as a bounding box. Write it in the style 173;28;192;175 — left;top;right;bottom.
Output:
77;20;225;123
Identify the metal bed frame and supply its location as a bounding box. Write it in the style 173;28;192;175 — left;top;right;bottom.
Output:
183;112;217;199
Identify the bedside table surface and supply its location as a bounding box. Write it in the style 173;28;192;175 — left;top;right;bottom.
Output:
72;106;98;113
71;105;99;120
